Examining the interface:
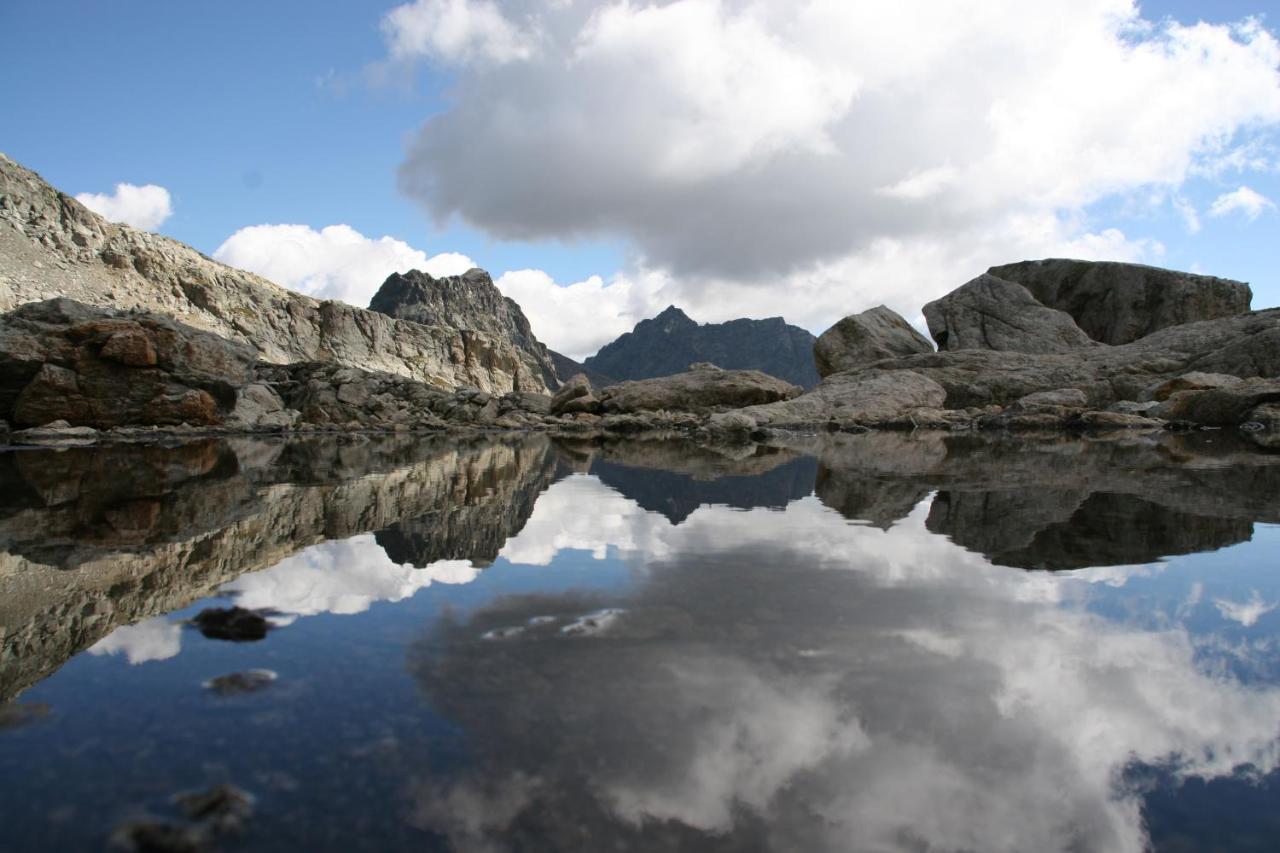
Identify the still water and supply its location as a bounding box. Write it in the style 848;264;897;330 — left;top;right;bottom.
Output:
1;432;1278;852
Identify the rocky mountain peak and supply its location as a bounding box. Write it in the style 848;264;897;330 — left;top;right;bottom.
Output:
369;268;557;387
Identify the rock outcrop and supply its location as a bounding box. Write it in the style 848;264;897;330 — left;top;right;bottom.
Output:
0;298;254;428
922;274;1098;354
584;306;820;388
0;153;547;394
599;363;802;414
714;369;947;432
989;259;1252;345
368;268;557;388
813;305;934;377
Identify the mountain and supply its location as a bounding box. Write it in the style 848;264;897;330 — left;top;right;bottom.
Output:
547;349;616;388
0;153;549;394
583;306;820;388
369;268;558;388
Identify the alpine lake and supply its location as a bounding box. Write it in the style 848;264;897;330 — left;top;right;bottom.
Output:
1;429;1279;852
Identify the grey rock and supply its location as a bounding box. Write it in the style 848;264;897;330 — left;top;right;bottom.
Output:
1013;388;1088;410
1141;371;1243;402
989;258;1252;344
550;373;596;415
922;274;1098;354
813;305;934;377
600;364;802;414
724;369;947;430
1151;378;1280;425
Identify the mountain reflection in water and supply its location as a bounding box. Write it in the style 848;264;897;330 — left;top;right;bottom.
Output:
1;432;1279;851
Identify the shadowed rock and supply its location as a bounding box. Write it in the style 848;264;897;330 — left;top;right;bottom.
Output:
813;305;934;377
989;259;1252;345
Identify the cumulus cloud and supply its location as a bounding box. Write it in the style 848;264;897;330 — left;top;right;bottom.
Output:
88;616;183;665
75;182;172;230
213;223;474;308
382;0;539;64
388;0;1280;335
1208;185;1277;221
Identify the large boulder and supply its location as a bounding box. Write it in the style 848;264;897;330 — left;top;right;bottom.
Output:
813;305;934;377
0;299;255;428
600;363;801;413
989;259;1252;345
716;369;947;431
861;307;1280;410
922;274;1098;354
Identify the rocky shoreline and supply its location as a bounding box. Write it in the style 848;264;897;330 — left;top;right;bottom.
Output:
1;152;1278;450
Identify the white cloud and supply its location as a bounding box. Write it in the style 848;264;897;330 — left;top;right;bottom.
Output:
75;182;172;230
382;0;538;65
1208;185;1277;220
388;0;1280;335
222;533;480;620
1214;590;1277;627
88;616;182;665
213;223;474;308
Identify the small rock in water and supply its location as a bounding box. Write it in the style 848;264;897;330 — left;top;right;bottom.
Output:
109;819;208;853
173;784;255;834
482;626;525;640
0;702;51;730
191;607;271;642
203;669;277;696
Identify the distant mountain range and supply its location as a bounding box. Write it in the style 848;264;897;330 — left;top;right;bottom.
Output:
581;306;819;388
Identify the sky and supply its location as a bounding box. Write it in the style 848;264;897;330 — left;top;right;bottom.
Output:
2;0;1278;359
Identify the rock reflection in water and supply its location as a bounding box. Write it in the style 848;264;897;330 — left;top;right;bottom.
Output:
409;475;1280;853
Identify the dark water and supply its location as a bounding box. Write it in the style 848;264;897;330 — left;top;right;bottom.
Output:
1;431;1279;852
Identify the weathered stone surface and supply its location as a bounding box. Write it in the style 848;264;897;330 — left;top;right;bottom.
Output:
922;274;1098;354
722;369;946;430
369;268;557;388
0;153;547;394
989;259;1252;345
1141;371;1243;402
813;305;933;377
0;299;252;428
550;373;596;415
1151;378;1280;425
584;305;820;388
600;363;802;414
862;308;1280;411
1013;388;1088;410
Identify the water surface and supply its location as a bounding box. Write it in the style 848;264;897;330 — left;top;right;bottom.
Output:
1;432;1278;851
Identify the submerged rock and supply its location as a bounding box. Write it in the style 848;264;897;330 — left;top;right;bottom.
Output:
202;669;278;696
173;784;255;833
191;607;271;642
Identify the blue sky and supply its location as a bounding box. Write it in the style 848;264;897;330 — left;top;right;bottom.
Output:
2;0;1278;357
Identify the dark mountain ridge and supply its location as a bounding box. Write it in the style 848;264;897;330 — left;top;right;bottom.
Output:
584;306;820;388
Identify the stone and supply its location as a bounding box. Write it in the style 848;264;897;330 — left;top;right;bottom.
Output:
813;305;934;377
989;258;1252;345
550;373;594;415
1013;388;1088;410
173;784;255;834
99;327;157;367
1151;378;1280;425
191;607;271;642
202;670;277;697
600;364;802;413
922;274;1098;354
724;369;947;430
1141;372;1243;402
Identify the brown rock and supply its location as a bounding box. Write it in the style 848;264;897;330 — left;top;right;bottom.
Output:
98;327;157;367
601;364;802;414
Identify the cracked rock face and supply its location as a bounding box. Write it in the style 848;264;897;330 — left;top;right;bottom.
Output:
922;274;1099;354
0;153;547;395
988;258;1252;345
